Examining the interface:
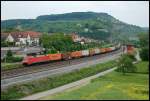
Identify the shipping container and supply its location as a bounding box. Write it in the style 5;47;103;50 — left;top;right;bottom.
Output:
89;49;95;56
116;43;121;49
127;45;134;51
127;45;135;54
82;50;89;56
47;53;62;61
71;51;82;58
100;48;106;53
62;52;72;60
110;47;116;51
94;48;100;54
105;48;112;52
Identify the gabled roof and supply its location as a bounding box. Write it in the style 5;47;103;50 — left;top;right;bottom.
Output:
26;31;41;38
10;31;41;38
1;31;41;41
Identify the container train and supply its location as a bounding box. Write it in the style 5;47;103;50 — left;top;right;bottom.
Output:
22;44;121;66
126;44;135;55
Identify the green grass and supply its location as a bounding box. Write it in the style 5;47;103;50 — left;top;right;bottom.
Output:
1;60;117;100
135;61;149;74
1;62;23;71
41;61;149;100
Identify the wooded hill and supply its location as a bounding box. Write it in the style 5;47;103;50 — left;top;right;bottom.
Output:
1;12;148;41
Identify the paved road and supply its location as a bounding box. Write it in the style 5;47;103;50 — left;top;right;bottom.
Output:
20;67;117;100
1;50;122;89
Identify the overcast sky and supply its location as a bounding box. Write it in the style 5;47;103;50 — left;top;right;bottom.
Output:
1;1;149;27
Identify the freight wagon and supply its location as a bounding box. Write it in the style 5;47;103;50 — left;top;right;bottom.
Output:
127;45;135;55
100;48;106;53
89;49;95;56
105;48;112;52
94;48;100;54
70;51;82;58
109;46;116;51
47;53;62;61
62;52;72;60
81;50;89;57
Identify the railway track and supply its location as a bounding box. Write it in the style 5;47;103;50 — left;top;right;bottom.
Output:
1;48;123;79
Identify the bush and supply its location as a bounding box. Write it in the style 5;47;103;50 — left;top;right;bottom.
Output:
3;56;23;63
12;57;24;62
1;41;15;47
116;54;137;74
6;50;13;57
127;54;136;61
140;47;149;61
1;63;23;71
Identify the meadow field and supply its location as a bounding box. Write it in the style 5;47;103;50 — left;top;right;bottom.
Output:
41;61;149;100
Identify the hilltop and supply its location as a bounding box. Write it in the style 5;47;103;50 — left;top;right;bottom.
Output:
1;12;148;41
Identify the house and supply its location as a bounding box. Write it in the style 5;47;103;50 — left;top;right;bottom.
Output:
71;33;81;42
71;32;101;44
1;31;41;46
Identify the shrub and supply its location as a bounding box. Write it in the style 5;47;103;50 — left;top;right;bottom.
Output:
127;54;136;61
116;54;137;74
3;56;23;63
140;47;149;61
6;50;13;57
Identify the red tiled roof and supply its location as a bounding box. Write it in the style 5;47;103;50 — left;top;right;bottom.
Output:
10;32;28;39
26;31;41;38
1;31;41;42
10;31;41;38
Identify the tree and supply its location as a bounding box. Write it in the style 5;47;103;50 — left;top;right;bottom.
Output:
4;50;13;63
138;33;149;61
138;33;149;47
6;50;13;57
140;47;149;61
39;33;52;53
40;32;73;53
127;54;136;61
116;54;137;75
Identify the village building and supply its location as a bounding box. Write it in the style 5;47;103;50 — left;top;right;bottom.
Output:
71;33;82;42
71;32;101;44
1;31;41;46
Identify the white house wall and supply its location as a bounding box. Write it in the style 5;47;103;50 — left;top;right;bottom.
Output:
5;33;40;46
6;34;14;42
19;38;27;44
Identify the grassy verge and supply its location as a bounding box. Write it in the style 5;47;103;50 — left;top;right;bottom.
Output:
134;61;149;74
2;56;23;63
1;60;117;100
1;62;23;71
42;61;149;100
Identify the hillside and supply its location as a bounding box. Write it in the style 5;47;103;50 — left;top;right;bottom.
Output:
1;12;148;41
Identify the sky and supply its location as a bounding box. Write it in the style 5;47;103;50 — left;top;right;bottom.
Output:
1;1;149;27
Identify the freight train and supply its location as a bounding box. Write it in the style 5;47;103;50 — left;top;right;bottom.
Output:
22;43;121;66
126;44;135;55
